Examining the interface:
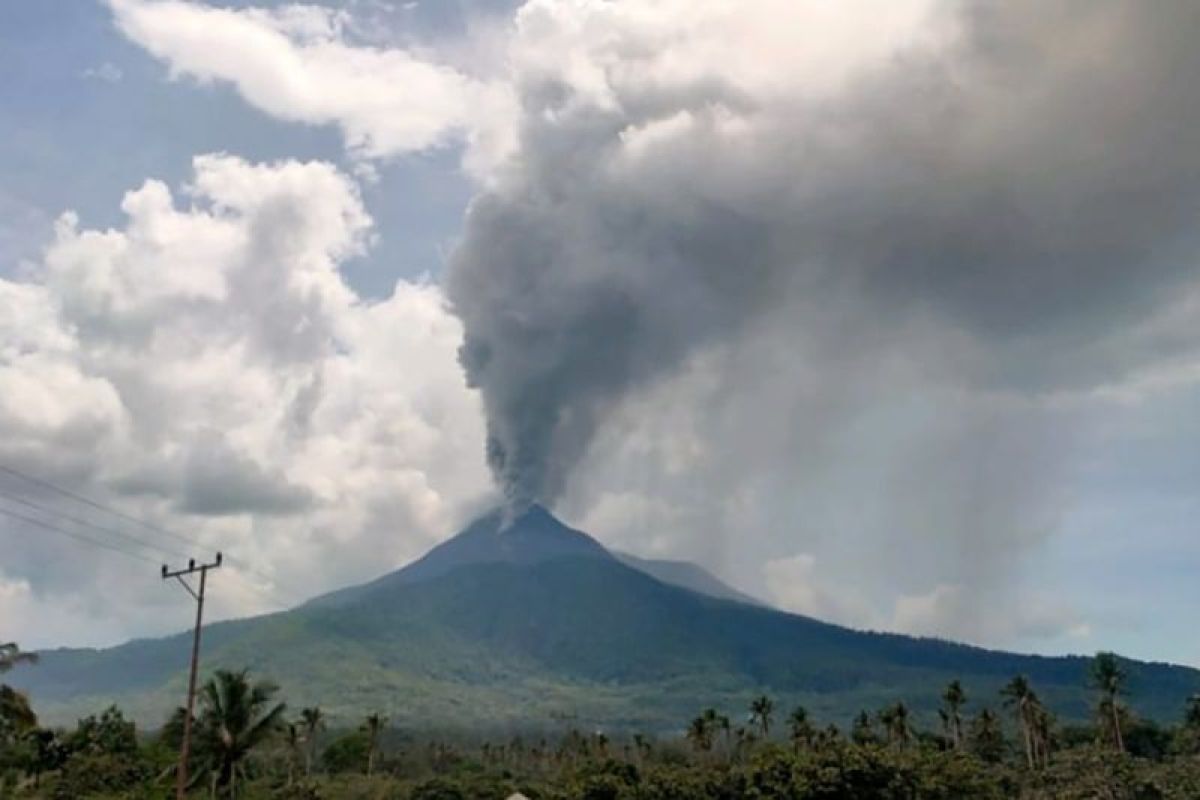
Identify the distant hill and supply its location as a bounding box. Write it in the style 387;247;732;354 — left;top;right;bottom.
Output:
612;551;765;607
12;505;1200;731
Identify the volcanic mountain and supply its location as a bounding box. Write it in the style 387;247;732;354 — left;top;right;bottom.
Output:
13;506;1199;730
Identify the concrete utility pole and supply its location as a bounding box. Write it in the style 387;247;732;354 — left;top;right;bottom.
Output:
162;553;222;800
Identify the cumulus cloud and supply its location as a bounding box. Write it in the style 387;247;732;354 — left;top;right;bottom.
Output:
0;154;490;647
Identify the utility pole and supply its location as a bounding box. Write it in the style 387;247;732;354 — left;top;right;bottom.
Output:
162;553;222;800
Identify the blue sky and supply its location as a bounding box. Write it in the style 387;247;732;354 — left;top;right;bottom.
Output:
0;1;472;295
1;0;1198;672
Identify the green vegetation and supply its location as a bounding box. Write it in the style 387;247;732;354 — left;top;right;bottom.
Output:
13;558;1200;730
5;649;1200;798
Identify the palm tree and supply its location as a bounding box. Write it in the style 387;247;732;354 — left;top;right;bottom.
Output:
283;723;301;787
1186;694;1200;731
1091;651;1127;753
969;708;1005;763
195;669;287;798
686;711;715;755
878;702;912;747
850;710;878;745
299;706;325;776
715;712;732;759
361;712;387;776
632;733;650;766
940;680;967;750
788;705;815;752
0;642;37;674
750;695;774;738
1001;675;1039;769
1030;701;1054;768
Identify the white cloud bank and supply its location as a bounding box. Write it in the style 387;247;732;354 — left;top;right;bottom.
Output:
0;154;490;647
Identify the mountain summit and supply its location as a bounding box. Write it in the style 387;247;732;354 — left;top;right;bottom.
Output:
309;504;611;608
14;506;1200;729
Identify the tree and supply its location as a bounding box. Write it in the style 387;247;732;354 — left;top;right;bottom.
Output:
1001;675;1039;769
299;706;325;776
283;723;302;786
1187;694;1200;730
1091;651;1127;753
714;712;732;760
787;706;815;752
1176;694;1200;754
1030;702;1054;769
750;695;774;738
969;708;1006;764
940;680;967;750
686;713;714;755
0;685;37;741
361;712;387;776
851;711;878;746
194;669;287;798
878;702;912;747
0;643;37;674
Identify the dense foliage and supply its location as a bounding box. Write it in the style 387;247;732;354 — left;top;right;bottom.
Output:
5;649;1200;798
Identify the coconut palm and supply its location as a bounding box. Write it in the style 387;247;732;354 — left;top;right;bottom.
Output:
1030;701;1054;768
940;680;967;750
750;695;774;737
0;643;37;674
1186;694;1200;730
878;702;912;747
851;710;878;745
714;712;732;759
788;705;815;752
969;708;1005;763
283;723;301;786
194;669;287;798
1091;651;1127;753
362;712;387;776
686;713;714;754
1001;675;1039;769
299;706;325;776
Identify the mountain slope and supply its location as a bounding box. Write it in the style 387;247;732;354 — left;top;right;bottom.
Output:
13;506;1200;730
307;505;610;608
613;551;764;607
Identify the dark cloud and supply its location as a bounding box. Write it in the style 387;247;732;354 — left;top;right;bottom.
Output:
178;439;314;516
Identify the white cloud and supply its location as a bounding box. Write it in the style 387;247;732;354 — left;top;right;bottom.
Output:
0;154;490;647
107;0;516;174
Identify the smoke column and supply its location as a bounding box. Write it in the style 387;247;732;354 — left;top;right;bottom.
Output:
445;0;1200;510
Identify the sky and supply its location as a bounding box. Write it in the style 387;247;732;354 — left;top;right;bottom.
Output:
1;0;1198;669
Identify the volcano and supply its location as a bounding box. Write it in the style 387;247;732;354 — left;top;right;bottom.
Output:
13;506;1200;729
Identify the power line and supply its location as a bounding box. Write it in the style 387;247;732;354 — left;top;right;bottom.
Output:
0;464;290;593
0;464;307;609
0;505;161;565
0;464;205;551
0;487;194;562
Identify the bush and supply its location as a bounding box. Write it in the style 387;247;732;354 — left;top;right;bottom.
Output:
49;750;149;799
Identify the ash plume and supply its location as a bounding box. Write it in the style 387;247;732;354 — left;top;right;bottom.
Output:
446;0;1200;509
